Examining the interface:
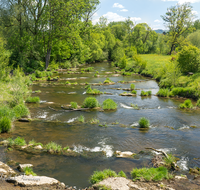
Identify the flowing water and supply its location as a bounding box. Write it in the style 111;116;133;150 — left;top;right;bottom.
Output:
1;62;200;188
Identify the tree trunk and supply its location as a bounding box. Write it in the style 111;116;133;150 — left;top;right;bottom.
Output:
169;44;175;55
45;47;51;70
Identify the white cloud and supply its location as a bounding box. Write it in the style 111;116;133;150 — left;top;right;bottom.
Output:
162;0;200;4
154;19;161;23
101;12;141;22
192;10;198;15
120;9;128;12
113;3;124;9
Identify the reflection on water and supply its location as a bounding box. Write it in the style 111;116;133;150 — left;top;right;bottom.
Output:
1;62;200;188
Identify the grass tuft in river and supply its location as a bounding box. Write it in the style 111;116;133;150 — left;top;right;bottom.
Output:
23;166;37;176
82;97;99;108
78;115;85;123
139;117;150;128
70;102;78;109
102;99;117;110
141;91;152;96
25;96;40;103
90;118;99;124
179;99;193;109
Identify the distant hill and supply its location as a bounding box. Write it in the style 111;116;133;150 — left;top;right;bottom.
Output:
154;29;166;34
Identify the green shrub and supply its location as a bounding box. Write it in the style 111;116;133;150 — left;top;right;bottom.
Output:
141;91;152;96
78;115;85;123
0;105;15;121
66;81;71;85
104;78;113;84
179;99;193;109
83;97;99;108
35;70;43;78
23;167;37;176
131;167;172;182
63;146;69;151
119;55;127;69
139;117;150;128
157;89;170;97
14;137;27;146
118;171;127;178
90;169;118;184
102;99;117;110
131;90;137;94
84;67;94;72
197;99;200;107
70;102;78;109
0;117;12;133
45;141;62;153
13;104;30;119
170;87;197;99
26;96;40;103
61;61;72;69
86;87;102;95
130;84;135;90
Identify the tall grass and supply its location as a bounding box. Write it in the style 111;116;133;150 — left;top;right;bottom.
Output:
131;167;172;181
130;84;135;90
0;117;12;133
26;96;40;103
141;91;152;96
70;102;78;109
179;99;193;109
83;97;99;108
139;117;150;128
157;89;170;97
102;99;117;110
13;104;30;118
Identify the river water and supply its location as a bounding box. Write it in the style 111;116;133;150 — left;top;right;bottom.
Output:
1;62;200;188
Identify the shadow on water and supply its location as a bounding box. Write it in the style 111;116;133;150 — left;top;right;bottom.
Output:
1;62;200;188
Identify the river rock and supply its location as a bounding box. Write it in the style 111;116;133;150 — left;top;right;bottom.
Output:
0;140;9;145
18;164;33;171
0;161;16;177
7;175;64;187
175;175;187;180
34;145;43;150
116;151;135;158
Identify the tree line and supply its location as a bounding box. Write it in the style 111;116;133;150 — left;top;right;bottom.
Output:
0;1;200;72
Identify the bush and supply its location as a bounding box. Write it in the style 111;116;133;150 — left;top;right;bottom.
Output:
141;91;152;96
139;117;150;128
0;117;12;133
177;45;200;73
23;167;37;176
83;97;99;108
14;137;27;146
103;78;113;84
131;90;137;94
70;102;78;109
86;87;102;95
118;171;127;178
197;99;200;107
78;115;85;123
26;96;40;103
102;99;117;110
179;99;193;109
157;89;170;97
119;55;127;69
130;84;135;90
131;167;172;182
0;105;15;121
90;169;118;184
170;87;197;99
13;104;30;119
45;141;62;153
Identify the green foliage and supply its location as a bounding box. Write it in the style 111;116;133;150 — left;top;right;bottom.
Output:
0;117;12;133
90;169;118;184
139;117;150;128
157;89;170;97
84;67;94;72
78;115;85;123
23;167;37;176
66;81;71;85
197;99;200;107
130;84;135;90
0;105;15;121
83;97;99;108
90;118;99;124
131;104;139;109
119;55;127;69
63;146;69;151
102;99;117;110
187;30;200;49
45;142;62;153
118;171;127;178
131;167;172;181
26;96;40;103
86;87;102;95
177;45;200;73
179;99;193;109
170;87;197;99
141;91;152;96
104;78;113;84
14;137;27;146
164;154;177;168
131;90;137;94
13;104;30;119
70;102;78;109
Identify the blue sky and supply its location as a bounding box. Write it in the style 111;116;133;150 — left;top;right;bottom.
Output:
92;0;200;30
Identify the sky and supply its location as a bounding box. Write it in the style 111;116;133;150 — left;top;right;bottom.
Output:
92;0;200;30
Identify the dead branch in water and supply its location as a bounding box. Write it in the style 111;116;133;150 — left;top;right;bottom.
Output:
145;148;169;159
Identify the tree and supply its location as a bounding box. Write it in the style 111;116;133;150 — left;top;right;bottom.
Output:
161;3;195;54
193;19;200;30
187;30;200;49
177;45;200;73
